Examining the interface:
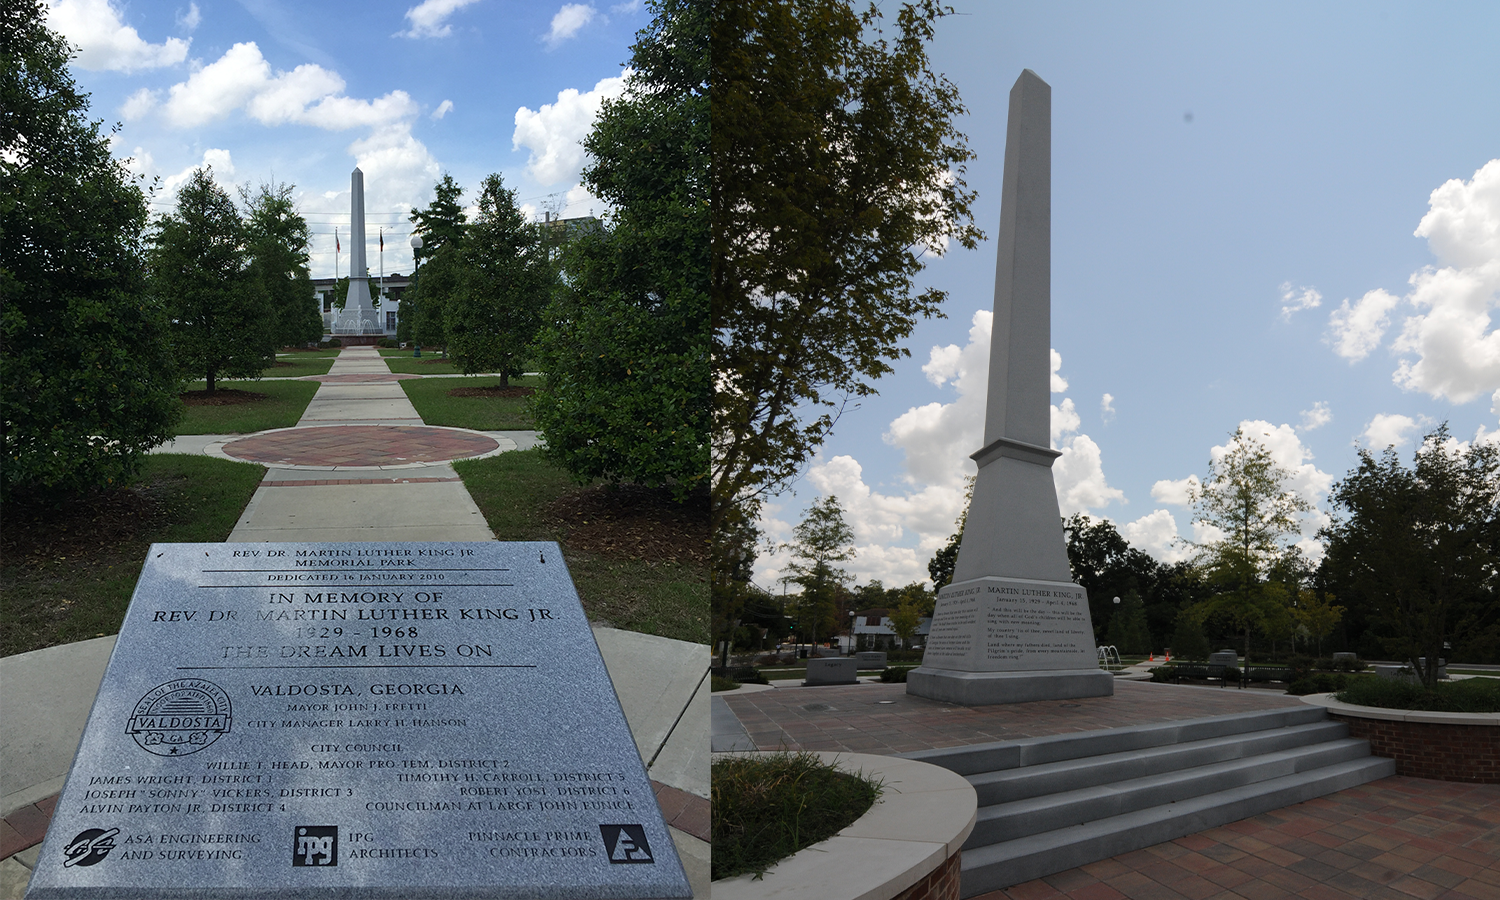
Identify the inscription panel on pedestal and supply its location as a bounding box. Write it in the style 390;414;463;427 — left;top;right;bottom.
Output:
922;576;1094;672
25;542;689;900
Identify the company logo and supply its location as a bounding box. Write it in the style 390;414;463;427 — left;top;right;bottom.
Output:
63;828;119;867
292;826;339;866
126;679;232;756
599;825;654;864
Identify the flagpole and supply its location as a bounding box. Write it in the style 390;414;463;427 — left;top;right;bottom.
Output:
379;227;385;332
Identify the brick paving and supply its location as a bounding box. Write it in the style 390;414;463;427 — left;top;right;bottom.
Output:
304;373;421;383
222;424;498;467
720;679;1303;753
979;776;1500;900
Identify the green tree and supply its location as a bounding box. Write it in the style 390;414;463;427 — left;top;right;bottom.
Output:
712;0;982;525
445;174;552;385
1169;612;1211;661
1064;513;1163;642
888;595;921;650
1105;590;1151;656
150;168;273;394
1;0;179;498
531;0;709;500
1184;429;1313;665
783;495;856;646
1294;590;1343;658
242;181;321;347
405;174;469;348
1321;426;1499;688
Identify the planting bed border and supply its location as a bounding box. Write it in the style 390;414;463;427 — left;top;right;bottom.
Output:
1301;693;1500;783
711;752;976;900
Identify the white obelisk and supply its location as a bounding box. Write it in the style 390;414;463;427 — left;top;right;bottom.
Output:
907;70;1112;705
341;167;377;334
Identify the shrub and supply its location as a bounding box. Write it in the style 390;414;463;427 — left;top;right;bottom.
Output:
879;666;914;683
712;752;880;880
1336;676;1500;713
376;338;398;348
711;675;740;692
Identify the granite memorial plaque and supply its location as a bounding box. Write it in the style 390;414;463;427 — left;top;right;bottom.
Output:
25;542;691;899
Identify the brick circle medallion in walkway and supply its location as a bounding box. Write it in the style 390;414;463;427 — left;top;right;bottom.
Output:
220;425;500;468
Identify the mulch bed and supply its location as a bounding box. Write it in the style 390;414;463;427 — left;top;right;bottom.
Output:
180;388;269;406
545;484;708;566
1;479;177;567
447;386;535;399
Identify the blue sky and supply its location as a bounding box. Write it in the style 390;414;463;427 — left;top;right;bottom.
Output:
754;1;1500;592
46;0;650;280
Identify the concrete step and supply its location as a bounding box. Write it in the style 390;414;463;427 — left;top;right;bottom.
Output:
968;720;1350;806
966;737;1373;846
958;756;1396;897
906;705;1328;776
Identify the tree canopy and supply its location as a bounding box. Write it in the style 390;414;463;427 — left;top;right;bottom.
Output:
149;168;273;394
242;181;321;347
1184;429;1312;663
1321;427;1499;686
530;0;710;500
1;0;179;499
711;0;982;524
782;494;857;644
404;175;469;347
445;174;552;385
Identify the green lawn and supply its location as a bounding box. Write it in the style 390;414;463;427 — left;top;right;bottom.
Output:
175;379;319;434
261;355;336;378
0;455;266;656
383;356;467;375
400;376;540;430
453;449;707;645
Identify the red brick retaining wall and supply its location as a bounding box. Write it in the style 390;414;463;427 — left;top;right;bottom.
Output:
1331;714;1500;783
890;850;961;900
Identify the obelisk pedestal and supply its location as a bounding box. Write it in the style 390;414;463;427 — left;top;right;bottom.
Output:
907;70;1113;706
335;166;381;336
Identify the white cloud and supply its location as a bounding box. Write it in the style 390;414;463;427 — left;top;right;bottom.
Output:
1298;401;1331;432
1100;393;1116;423
1050;348;1068;393
545;3;597;47
1279;282;1323;319
1120;510;1192;564
431;99;454;120
1326;288;1400;362
1055;433;1125;515
159;148;235;197
1150;475;1199;507
512;72;630;185
46;0;189;72
1214;421;1332;510
1050;397;1080;447
157;41;417;133
397;0;481;39
1388;161;1500;402
120;87;157;120
176;2;200;32
1360;413;1421;449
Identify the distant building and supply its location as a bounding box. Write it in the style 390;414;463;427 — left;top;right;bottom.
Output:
311;274;410;336
851;608;932;651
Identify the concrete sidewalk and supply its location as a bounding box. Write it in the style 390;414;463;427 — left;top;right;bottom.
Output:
3;347;709;896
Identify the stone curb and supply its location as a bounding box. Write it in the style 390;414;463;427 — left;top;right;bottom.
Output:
709;752;976;900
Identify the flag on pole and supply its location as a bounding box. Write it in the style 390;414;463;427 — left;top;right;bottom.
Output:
379;228;384;252
336;227;340;253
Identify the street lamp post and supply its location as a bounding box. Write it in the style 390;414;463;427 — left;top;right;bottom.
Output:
409;234;423;357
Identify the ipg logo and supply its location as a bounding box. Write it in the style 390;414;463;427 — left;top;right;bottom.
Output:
292;826;338;867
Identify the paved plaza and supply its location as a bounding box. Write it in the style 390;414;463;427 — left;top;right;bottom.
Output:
712;678;1500;899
